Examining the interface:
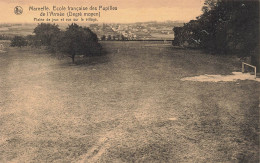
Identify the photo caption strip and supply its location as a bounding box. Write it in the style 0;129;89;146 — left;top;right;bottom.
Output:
27;5;118;22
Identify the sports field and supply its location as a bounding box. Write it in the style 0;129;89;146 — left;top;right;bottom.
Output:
0;41;259;162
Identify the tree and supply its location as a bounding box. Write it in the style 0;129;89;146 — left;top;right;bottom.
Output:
107;35;112;40
52;23;102;63
173;0;259;57
101;35;106;41
26;35;41;47
33;23;60;46
202;0;218;13
10;36;27;48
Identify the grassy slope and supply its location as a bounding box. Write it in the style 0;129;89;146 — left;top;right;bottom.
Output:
0;42;259;162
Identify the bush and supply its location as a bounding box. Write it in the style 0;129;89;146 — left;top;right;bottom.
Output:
10;36;27;48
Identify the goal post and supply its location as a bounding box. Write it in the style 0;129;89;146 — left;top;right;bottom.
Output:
242;62;257;79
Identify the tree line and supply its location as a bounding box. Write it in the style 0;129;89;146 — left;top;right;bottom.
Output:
100;34;126;41
10;23;103;63
173;0;259;57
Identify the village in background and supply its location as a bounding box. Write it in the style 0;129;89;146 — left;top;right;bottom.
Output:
0;21;183;41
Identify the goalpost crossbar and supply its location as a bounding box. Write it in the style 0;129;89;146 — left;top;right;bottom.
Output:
242;62;257;79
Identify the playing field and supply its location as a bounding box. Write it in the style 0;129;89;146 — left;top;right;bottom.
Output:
0;41;259;162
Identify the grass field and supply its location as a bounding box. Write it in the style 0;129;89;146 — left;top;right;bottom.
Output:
0;41;259;162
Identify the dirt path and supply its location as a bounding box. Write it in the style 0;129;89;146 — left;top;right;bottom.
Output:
0;43;259;162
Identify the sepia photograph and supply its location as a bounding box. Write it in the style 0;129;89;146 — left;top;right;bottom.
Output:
0;0;259;162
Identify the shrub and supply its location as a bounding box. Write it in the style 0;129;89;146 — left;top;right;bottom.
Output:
10;36;27;48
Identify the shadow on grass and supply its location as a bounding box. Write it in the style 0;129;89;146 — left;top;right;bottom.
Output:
59;50;110;67
73;55;110;66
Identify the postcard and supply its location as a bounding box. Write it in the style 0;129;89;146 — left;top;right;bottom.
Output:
0;0;259;162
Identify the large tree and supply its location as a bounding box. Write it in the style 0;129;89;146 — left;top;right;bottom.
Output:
173;0;259;57
33;23;60;46
51;23;102;63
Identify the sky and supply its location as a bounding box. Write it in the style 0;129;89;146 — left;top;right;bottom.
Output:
0;0;205;23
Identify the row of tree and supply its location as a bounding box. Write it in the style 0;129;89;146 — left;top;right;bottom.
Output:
173;0;259;57
101;34;126;41
10;23;102;63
